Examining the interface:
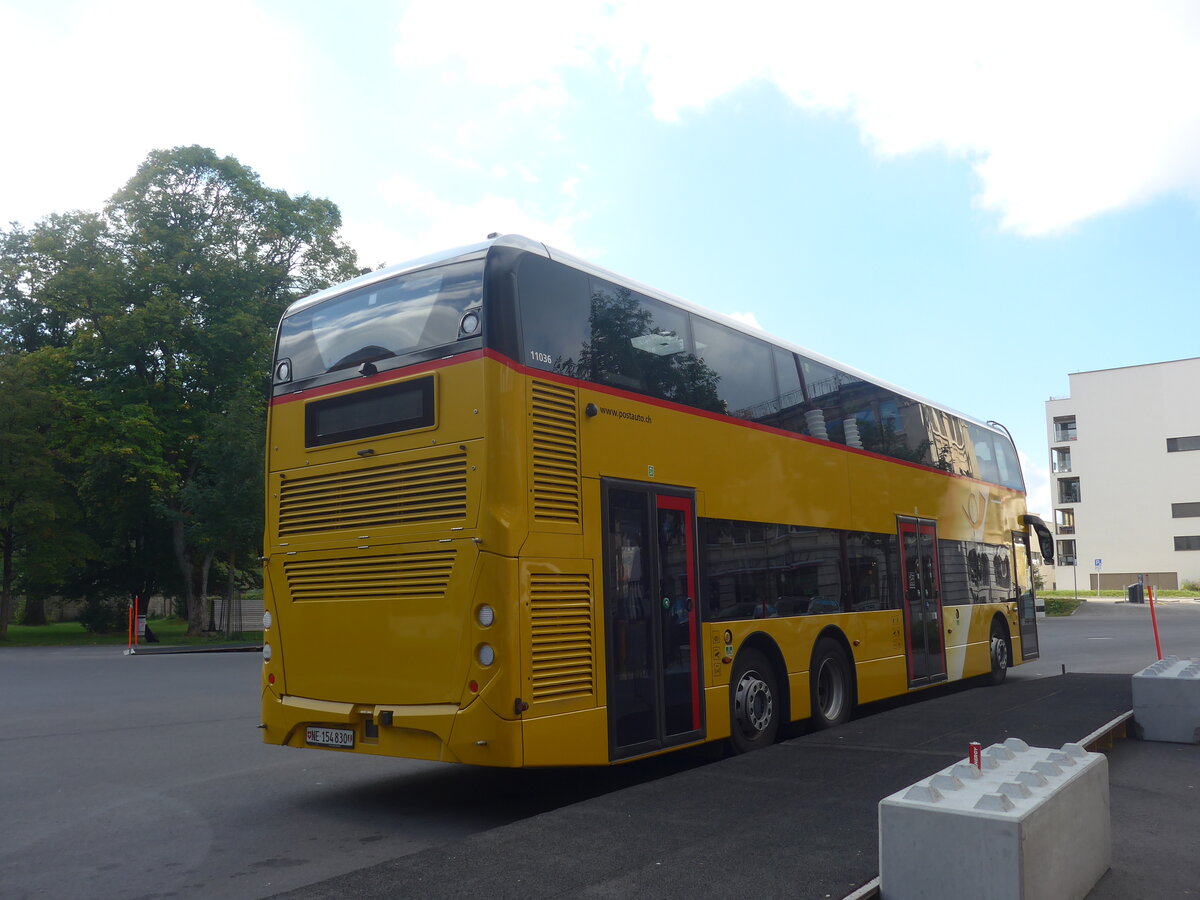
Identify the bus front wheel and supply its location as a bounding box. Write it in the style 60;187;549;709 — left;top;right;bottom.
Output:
809;638;852;729
729;648;781;754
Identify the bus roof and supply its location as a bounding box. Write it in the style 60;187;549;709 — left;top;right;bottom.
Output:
283;233;1008;442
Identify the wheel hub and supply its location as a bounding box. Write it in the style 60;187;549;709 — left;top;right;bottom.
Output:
816;659;845;720
992;634;1009;670
734;670;773;735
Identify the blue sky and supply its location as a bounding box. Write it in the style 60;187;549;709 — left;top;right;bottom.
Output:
4;0;1200;516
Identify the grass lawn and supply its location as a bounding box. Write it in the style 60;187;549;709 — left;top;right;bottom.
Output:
1;618;263;648
1040;588;1195;600
1043;596;1084;616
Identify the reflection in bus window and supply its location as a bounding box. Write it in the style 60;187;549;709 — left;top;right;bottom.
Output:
691;317;776;420
277;260;483;381
559;280;724;412
700;518;906;621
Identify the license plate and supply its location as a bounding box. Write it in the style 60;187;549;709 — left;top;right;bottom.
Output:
306;726;355;748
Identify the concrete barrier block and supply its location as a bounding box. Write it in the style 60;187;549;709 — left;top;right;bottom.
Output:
1132;656;1200;744
879;737;1110;900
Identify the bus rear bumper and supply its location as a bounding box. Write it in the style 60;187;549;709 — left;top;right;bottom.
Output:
261;689;523;767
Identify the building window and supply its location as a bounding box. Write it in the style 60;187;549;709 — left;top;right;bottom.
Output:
1167;435;1200;453
1055;508;1075;534
1053;417;1077;442
1175;536;1200;551
1051;447;1072;473
1172;502;1200;518
1058;477;1081;504
1057;539;1077;564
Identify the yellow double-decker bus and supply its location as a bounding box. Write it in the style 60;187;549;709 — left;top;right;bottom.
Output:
260;234;1053;766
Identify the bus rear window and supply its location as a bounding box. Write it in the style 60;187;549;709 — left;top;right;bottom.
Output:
278;259;484;382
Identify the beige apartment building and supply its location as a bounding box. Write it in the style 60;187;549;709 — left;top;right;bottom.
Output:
1045;357;1200;592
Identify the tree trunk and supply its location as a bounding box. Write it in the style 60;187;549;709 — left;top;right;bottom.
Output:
20;595;47;626
224;552;237;637
199;550;213;631
0;522;13;639
172;516;203;636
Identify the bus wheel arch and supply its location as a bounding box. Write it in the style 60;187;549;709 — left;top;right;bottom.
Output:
809;628;856;729
987;615;1012;685
728;635;788;754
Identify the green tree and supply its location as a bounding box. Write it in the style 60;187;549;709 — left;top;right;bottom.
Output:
0;146;359;635
95;146;359;633
0;349;87;637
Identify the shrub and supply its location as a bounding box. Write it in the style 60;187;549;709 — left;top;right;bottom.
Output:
1182;580;1200;592
76;597;129;634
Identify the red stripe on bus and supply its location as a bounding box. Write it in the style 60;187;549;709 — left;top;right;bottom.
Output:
482;349;1025;495
656;493;702;732
271;346;1024;496
269;349;486;405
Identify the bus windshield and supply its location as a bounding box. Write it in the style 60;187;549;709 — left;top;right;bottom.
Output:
277;258;484;381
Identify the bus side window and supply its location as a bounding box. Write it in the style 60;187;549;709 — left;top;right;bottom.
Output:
586;279;721;411
690;316;776;422
516;255;591;373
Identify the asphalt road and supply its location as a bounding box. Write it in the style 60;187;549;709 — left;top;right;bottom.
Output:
2;599;1196;900
1012;597;1200;678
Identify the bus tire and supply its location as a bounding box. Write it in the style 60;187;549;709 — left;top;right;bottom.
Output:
809;638;852;729
729;648;780;754
988;619;1010;685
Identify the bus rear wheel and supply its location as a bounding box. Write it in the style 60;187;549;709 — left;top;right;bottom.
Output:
729;648;780;754
809;638;852;729
988;620;1010;685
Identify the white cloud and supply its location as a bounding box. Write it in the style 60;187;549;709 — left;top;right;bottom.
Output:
429;147;482;171
346;173;587;267
727;311;764;331
394;0;1200;235
0;1;313;226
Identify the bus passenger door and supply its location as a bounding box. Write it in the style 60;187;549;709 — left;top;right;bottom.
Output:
603;482;704;760
898;517;948;687
1012;532;1040;660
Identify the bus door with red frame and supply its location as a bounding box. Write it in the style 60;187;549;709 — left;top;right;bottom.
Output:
603;482;704;761
898;517;948;687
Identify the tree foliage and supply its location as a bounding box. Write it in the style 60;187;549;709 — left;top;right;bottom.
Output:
0;146;359;635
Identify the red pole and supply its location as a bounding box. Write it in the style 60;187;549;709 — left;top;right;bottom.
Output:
127;602;133;650
134;595;140;646
1148;585;1163;660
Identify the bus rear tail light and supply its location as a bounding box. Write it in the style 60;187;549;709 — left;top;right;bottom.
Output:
476;604;495;627
477;644;495;667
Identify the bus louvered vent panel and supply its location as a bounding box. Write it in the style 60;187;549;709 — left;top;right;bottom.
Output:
529;573;594;702
284;551;456;602
277;452;467;537
530;381;581;525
